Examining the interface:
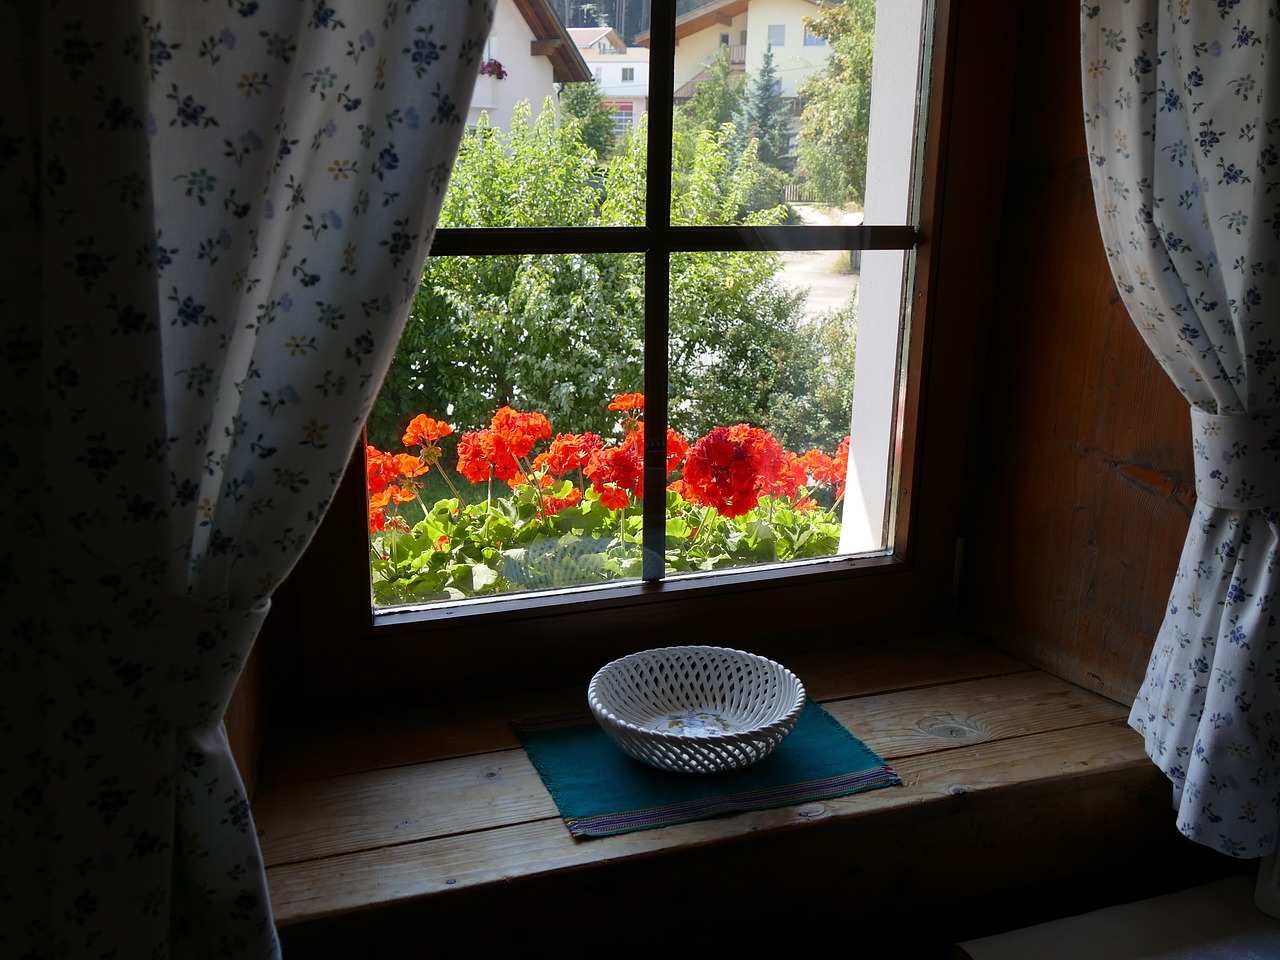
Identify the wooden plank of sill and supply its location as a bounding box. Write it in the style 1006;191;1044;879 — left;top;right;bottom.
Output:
259;631;1035;786
259;671;1130;902
265;717;1150;926
255;671;1124;868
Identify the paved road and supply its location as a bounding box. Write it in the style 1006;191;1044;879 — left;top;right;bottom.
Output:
779;203;861;321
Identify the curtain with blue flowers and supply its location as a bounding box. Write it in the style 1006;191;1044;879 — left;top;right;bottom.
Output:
0;2;492;955
1082;1;1280;858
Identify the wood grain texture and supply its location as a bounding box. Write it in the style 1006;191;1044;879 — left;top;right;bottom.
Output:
264;719;1151;926
224;640;264;798
962;0;1191;705
258;671;1133;911
256;666;1074;869
259;638;1236;956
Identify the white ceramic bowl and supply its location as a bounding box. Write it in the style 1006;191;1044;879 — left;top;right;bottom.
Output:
588;645;806;774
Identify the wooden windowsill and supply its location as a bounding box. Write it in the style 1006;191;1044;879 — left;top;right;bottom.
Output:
253;633;1230;954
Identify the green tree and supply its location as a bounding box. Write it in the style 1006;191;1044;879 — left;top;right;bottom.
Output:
557;79;617;159
678;44;745;133
673;47;786;219
369;100;850;456
733;43;790;173
795;0;876;206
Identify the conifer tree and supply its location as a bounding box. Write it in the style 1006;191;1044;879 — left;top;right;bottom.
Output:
733;43;790;172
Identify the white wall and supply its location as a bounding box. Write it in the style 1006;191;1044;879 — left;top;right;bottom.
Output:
467;0;561;129
672;0;827;98
742;0;828;98
839;0;927;555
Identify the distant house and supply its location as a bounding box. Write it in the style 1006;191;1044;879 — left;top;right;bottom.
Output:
567;26;650;138
469;0;591;129
635;0;833;107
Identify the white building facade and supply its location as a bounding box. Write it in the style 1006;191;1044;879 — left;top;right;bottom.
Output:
568;26;650;138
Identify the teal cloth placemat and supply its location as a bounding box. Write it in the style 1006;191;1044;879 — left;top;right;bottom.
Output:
513;700;901;837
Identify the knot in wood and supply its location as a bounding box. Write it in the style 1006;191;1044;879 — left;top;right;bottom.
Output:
917;714;985;741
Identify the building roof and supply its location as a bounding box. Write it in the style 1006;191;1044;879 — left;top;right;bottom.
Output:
512;0;592;82
567;26;623;50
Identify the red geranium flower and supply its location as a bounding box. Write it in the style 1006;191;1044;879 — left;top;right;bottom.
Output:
365;445;399;496
597;484;630;510
584;443;642;498
681;426;761;517
681;424;786;518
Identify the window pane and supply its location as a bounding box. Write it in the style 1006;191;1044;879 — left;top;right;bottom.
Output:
365;1;928;612
671;1;925;227
462;5;651;227
368;253;647;608
665;245;881;578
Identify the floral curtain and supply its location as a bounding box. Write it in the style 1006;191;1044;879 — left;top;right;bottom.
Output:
1082;1;1280;858
0;2;492;955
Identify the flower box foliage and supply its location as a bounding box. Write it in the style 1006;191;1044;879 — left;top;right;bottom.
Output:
479;58;507;79
367;394;849;604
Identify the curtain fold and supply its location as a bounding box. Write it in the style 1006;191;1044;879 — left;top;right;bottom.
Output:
0;2;494;955
1082;1;1280;858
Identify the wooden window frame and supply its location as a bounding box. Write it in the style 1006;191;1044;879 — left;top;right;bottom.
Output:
260;0;1014;719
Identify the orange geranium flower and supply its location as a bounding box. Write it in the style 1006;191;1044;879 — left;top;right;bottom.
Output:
763;449;807;501
620;424;690;498
799;448;837;484
490;406;552;459
402;414;453;448
608;392;644;412
456;429;499;483
393;453;430;480
369;484;417;510
597;484;630;510
533;432;604;477
831;436;849;500
536;476;584;514
622;424;689;475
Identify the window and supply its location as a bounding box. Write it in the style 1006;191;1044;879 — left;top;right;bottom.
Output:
767;24;786;47
366;0;922;611
622;66;635;82
273;0;1006;704
804;28;827;46
612;102;634;136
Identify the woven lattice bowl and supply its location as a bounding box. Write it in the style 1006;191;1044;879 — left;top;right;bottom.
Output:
588;645;806;774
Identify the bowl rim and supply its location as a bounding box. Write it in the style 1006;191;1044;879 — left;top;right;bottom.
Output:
587;644;806;740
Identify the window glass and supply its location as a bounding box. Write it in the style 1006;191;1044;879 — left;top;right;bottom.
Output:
367;0;929;612
767;24;786;46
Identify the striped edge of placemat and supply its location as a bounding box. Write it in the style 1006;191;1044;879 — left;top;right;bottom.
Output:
564;765;903;837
